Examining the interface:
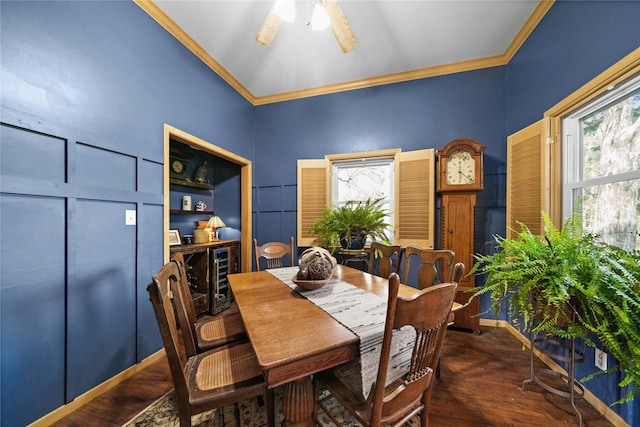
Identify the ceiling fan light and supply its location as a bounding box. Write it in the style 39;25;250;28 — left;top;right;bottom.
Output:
311;2;330;30
274;0;296;23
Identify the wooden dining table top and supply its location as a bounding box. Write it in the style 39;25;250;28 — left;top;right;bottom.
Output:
228;265;425;388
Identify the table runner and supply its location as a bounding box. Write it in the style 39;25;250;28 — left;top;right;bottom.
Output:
267;267;415;399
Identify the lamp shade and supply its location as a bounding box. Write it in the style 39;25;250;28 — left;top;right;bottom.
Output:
207;216;226;229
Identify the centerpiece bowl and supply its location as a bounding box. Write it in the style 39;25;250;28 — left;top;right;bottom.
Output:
292;247;337;290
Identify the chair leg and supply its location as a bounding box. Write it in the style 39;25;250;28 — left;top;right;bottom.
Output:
435;357;441;379
234;402;241;426
179;412;192;427
266;389;276;427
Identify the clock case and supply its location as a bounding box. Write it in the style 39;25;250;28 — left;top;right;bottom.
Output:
436;138;486;193
170;157;190;180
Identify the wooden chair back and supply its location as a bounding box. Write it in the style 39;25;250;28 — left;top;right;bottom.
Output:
254;236;295;271
170;252;199;356
371;274;458;425
148;262;192;401
368;242;403;279
403;246;455;289
452;262;465;284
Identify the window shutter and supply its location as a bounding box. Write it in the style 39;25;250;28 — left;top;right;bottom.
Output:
506;118;551;238
394;149;435;248
297;159;329;246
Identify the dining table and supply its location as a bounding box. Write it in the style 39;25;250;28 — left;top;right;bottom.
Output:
228;264;459;427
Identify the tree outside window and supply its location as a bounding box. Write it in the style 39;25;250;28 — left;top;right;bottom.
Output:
564;77;640;251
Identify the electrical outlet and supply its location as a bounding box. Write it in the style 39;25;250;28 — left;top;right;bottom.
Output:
595;348;607;371
125;210;136;226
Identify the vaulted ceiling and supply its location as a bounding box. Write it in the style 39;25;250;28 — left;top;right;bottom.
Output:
139;1;551;105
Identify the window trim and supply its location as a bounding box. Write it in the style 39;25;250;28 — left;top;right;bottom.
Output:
543;48;640;227
561;69;640;220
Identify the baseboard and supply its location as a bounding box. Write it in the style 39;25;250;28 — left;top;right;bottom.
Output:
478;318;630;427
27;349;166;427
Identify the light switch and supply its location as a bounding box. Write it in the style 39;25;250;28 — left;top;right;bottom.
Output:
125;210;136;225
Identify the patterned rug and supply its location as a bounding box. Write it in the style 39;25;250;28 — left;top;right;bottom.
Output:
123;386;419;426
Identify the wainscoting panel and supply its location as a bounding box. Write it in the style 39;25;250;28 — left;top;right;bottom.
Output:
0;122;165;424
67;198;138;400
76;142;137;191
0;123;66;183
0;194;67;427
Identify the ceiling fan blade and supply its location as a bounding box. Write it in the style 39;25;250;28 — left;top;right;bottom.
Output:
324;0;356;53
256;6;284;46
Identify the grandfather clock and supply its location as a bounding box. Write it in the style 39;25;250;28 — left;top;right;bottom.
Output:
436;138;486;334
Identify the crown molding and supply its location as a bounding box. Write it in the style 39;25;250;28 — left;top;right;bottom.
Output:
136;0;554;106
503;0;554;62
133;0;255;104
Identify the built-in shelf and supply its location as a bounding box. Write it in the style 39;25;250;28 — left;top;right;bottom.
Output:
170;209;215;215
170;178;214;190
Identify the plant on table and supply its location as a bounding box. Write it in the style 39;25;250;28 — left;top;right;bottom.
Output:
309;197;392;253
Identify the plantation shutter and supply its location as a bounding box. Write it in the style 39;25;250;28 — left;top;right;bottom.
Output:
297;149;434;248
394;149;435;248
506;118;552;238
297;159;329;246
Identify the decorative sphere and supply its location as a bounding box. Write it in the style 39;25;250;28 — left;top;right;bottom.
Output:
298;247;336;280
307;256;333;280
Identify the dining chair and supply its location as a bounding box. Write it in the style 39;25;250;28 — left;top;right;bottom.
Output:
436;261;465;379
170;252;246;357
148;261;275;427
367;242;403;280
315;273;458;427
448;262;465;325
403;246;455;290
253;236;295;271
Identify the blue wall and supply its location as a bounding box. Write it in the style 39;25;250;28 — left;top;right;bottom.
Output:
1;0;639;426
0;2;253;426
254;69;509;267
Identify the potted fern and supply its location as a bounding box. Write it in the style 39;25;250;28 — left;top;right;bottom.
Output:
309;198;392;253
469;211;640;404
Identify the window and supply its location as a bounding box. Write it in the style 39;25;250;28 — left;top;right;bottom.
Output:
332;157;395;239
298;149;435;248
562;73;640;251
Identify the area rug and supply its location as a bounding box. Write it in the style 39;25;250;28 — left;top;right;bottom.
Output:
123;386;419;426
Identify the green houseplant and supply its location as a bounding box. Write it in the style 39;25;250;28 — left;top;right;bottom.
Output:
469;211;640;404
309;198;392;253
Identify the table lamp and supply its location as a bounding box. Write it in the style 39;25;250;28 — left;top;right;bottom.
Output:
206;215;226;241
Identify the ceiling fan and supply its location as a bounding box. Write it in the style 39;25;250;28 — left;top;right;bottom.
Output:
255;0;357;53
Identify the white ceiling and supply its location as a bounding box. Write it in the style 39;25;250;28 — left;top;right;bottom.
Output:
152;0;542;102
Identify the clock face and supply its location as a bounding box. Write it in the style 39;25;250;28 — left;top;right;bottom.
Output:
446;150;475;185
172;160;184;174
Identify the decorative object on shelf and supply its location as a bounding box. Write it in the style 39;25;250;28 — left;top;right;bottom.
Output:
469;210;640;405
206;216;226;241
309;198;391;253
194;161;208;183
193;226;209;244
195;200;207;211
168;229;182;246
181;195;192;211
170;158;190;181
182;235;193;245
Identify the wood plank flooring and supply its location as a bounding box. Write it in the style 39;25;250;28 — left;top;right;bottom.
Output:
52;326;616;427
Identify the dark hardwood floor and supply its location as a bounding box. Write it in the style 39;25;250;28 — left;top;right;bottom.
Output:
52;326;616;427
